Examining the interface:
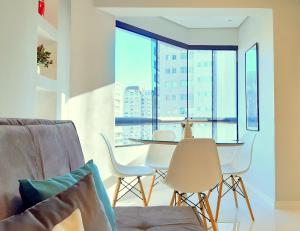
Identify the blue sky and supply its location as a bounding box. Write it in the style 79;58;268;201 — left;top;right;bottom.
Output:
115;28;153;90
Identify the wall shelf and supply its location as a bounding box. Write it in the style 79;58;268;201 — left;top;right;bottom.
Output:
36;74;57;92
37;15;58;42
34;0;69;121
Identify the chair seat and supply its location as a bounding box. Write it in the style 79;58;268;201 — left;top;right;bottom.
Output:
115;206;204;231
116;165;155;177
221;163;245;175
146;163;169;171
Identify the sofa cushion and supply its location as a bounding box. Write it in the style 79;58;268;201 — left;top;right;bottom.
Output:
0;174;111;231
115;206;204;231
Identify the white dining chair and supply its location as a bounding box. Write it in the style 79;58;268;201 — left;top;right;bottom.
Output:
100;133;155;207
215;132;257;222
165;138;222;231
145;130;176;204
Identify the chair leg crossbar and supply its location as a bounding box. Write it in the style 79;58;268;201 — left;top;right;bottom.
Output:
147;170;168;204
215;175;255;222
154;170;168;185
170;191;218;231
112;177;147;207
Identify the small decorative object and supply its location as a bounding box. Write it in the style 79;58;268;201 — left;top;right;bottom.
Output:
245;43;259;131
38;0;45;16
37;44;53;70
181;118;193;138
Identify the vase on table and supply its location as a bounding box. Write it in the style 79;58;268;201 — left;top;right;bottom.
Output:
181;119;193;138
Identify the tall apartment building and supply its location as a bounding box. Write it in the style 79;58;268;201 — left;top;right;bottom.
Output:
141;89;153;139
157;48;213;138
114;82;124;145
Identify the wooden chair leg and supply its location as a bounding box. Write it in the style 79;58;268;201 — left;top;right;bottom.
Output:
147;172;156;205
231;175;238;208
204;195;218;231
177;193;182;206
170;190;176;206
239;177;255;221
112;177;121;207
207;189;212;199
137;177;148;207
197;193;207;229
215;177;223;221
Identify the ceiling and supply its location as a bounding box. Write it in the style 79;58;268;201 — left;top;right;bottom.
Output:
101;8;268;29
162;15;247;29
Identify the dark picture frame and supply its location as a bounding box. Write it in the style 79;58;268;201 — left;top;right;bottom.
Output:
245;43;259;131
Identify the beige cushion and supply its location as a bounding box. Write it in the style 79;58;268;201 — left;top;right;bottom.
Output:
115;206;205;231
52;209;85;231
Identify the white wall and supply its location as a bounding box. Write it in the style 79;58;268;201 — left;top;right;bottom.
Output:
69;0;116;184
238;12;275;203
188;28;238;45
119;17;238;45
0;0;36;118
57;0;71;119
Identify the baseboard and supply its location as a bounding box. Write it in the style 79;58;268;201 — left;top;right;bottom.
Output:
245;181;275;208
243;181;300;209
275;201;300;209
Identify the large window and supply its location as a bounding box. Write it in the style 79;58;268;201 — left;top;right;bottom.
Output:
115;29;156;145
115;22;238;146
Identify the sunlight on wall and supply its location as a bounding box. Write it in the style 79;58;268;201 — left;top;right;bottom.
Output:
67;84;114;177
67;84;150;198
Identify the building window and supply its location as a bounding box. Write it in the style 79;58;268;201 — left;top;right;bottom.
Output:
180;94;187;100
180;53;187;60
180;66;187;73
180;80;187;87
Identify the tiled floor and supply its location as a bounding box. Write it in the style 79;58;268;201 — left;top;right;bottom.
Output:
115;177;300;231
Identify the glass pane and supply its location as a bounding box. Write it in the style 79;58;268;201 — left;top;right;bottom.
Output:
157;42;187;139
213;50;237;142
188;50;213;138
115;28;156;145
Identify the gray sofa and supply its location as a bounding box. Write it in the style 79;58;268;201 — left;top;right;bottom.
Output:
0;119;204;230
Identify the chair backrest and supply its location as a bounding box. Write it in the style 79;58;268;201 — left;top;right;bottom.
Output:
99;133;121;177
231;132;257;173
145;130;176;169
165;138;222;193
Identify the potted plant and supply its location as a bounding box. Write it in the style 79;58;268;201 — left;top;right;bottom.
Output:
37;44;53;74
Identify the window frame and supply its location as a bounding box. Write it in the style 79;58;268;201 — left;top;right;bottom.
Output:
115;20;239;146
